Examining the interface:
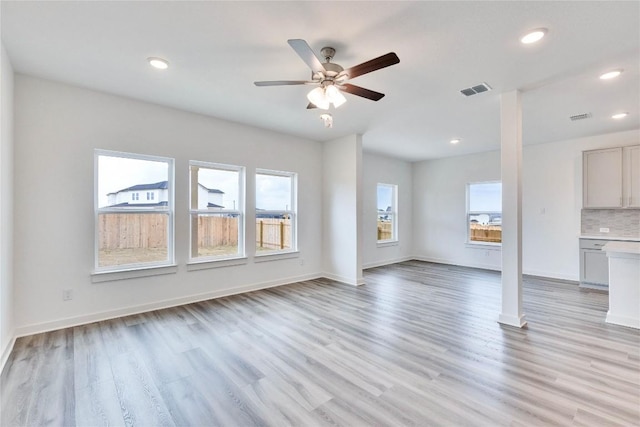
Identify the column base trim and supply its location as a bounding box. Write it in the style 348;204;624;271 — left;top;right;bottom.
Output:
606;311;640;329
498;313;527;328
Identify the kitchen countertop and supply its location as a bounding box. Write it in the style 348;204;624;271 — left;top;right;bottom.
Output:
602;241;640;255
580;235;640;242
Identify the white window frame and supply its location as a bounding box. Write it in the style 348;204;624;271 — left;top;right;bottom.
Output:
377;183;398;244
94;149;175;273
466;180;502;246
255;169;297;256
188;161;245;263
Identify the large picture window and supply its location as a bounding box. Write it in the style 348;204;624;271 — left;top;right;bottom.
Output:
377;183;398;243
467;181;502;244
189;161;244;261
255;169;297;254
95;150;174;271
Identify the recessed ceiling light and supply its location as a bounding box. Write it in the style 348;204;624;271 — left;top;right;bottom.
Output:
450;139;461;144
521;28;548;44
611;112;629;119
147;57;169;70
599;69;623;80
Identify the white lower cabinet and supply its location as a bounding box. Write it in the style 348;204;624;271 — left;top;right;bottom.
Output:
579;239;609;288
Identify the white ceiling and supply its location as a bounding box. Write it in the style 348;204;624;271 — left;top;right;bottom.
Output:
2;1;638;161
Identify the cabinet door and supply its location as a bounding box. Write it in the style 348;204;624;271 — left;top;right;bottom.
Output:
581;250;609;285
623;145;640;208
583;148;623;208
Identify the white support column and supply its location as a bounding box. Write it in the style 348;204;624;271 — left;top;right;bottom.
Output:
499;90;527;328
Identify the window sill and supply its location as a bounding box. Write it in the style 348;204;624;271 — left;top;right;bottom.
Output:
466;242;502;250
377;240;399;248
254;251;299;263
91;264;178;283
187;256;248;271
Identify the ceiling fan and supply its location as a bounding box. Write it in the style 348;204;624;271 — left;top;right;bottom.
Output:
254;39;400;110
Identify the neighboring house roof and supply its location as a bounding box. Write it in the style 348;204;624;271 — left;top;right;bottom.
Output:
198;183;224;194
207;203;224;208
109;180;169;195
109;201;168;207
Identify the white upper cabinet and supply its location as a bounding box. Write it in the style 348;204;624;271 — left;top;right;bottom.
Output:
623;145;640;208
583;147;623;208
583;145;639;209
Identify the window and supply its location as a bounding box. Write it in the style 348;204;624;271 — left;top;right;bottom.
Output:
255;169;297;254
147;192;154;201
377;183;398;243
189;161;244;261
95;150;174;271
467;181;502;244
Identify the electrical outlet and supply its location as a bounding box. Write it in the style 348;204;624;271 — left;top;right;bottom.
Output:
599;227;610;233
62;289;73;301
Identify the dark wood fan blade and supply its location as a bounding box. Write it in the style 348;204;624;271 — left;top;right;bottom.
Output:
254;80;309;86
306;102;317;109
339;84;385;101
288;39;326;74
342;52;399;80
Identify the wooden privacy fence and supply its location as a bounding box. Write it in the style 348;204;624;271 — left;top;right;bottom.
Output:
470;224;502;243
99;214;239;250
98;213;168;250
257;218;291;249
100;214;292;250
377;221;393;240
196;216;238;247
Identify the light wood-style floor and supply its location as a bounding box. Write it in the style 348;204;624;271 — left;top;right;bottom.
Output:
2;261;639;426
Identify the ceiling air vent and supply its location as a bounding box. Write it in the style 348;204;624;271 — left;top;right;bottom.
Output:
569;112;592;121
460;82;492;97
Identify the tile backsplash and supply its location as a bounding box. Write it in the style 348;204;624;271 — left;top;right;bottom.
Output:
581;209;640;238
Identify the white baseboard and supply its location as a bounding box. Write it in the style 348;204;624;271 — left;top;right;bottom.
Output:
412;255;501;272
363;256;413;270
14;272;323;338
1;333;16;374
521;268;577;282
412;256;578;282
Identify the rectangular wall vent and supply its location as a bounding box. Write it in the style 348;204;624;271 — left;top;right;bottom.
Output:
569;113;592;121
460;82;492;97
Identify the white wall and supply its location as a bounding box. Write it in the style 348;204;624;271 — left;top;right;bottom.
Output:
0;44;15;369
413;150;502;271
322;134;364;285
362;152;413;268
413;129;640;280
522;130;639;279
13;75;324;335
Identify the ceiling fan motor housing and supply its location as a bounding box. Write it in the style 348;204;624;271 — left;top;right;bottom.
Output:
320;47;336;61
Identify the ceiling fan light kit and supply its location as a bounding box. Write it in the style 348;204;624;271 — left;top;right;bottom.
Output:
254;39;399;112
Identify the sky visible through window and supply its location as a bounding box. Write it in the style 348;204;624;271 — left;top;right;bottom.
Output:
469;182;502;211
99;155;292;211
256;173;292;211
377;184;393;211
197;167;240;210
98;155;168;208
